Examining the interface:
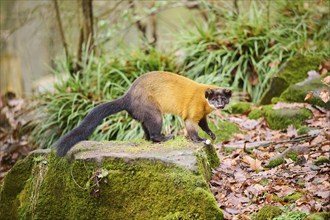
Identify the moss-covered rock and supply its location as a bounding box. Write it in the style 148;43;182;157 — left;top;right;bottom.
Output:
0;140;223;220
280;77;330;109
224;102;252;114
263;105;312;130
255;205;281;220
260;54;324;105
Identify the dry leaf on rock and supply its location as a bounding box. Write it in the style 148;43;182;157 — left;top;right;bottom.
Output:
319;88;330;103
304;91;314;101
322;76;330;85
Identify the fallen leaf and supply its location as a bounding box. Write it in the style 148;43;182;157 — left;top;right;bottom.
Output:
311;134;325;145
234;172;247;183
287;125;298;137
304;91;314;101
242;155;263;171
319;88;330;103
321;68;328;75
225;207;240;214
238;214;251;220
266;194;273;203
240;119;261;130
322;76;330;85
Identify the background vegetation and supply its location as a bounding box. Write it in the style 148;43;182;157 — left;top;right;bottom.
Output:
26;0;329;148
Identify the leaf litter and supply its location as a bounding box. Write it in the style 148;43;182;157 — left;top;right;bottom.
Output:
211;102;329;219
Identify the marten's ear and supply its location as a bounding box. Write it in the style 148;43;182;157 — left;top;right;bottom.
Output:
224;89;232;97
205;89;214;99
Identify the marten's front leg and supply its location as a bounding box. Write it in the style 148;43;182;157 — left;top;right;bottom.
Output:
185;119;206;142
198;117;216;140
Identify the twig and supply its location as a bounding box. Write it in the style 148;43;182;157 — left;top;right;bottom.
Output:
53;0;69;60
249;134;317;150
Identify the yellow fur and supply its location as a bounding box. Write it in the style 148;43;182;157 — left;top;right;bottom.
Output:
132;71;219;123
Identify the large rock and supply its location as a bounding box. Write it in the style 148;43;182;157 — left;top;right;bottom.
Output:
260;54;324;105
0;138;223;220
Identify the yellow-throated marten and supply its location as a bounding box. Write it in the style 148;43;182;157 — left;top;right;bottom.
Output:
56;71;231;156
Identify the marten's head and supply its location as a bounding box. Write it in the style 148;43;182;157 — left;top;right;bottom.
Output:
205;88;232;109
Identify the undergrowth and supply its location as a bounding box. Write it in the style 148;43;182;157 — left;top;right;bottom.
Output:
176;0;329;103
31;0;329;148
31;48;182;148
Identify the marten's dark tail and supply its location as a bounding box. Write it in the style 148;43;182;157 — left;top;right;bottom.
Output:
56;96;126;156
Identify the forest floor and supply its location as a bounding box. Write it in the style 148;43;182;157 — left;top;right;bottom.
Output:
0;95;329;219
211;104;329;219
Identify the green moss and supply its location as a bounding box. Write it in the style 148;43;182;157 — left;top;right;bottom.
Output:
203;144;220;169
271;97;285;104
222;147;236;155
255;205;281;220
199;121;240;142
297;126;315;135
224;102;252;114
272;195;283;202
305;212;330;220
248;109;264;120
263;105;312;130
286;152;298;162
279;54;323;85
265;158;285;168
0;156;34;220
1;144;223;220
284;192;303;202
313;156;330;166
272;192;303;203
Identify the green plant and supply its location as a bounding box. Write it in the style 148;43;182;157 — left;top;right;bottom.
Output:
176;0;329;103
273;205;307;220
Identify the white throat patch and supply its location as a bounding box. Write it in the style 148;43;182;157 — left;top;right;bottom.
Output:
207;100;217;110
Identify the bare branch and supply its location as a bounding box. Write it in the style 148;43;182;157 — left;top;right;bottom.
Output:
53;0;69;60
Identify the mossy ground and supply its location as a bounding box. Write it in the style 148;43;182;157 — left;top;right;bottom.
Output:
199;120;240;143
263;105;312;130
0;142;223;220
254;205;281;220
248;109;263;120
265;158;285;168
224;102;252;114
297;126;315;135
313;156;330;166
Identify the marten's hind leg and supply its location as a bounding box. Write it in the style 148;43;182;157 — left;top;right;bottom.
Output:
128;98;173;142
143;110;174;142
141;123;150;141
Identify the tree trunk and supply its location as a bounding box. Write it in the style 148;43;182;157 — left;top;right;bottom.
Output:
76;0;94;75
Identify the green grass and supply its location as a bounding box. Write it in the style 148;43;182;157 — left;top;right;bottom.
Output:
31;48;181;148
175;0;329;103
31;0;329;149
